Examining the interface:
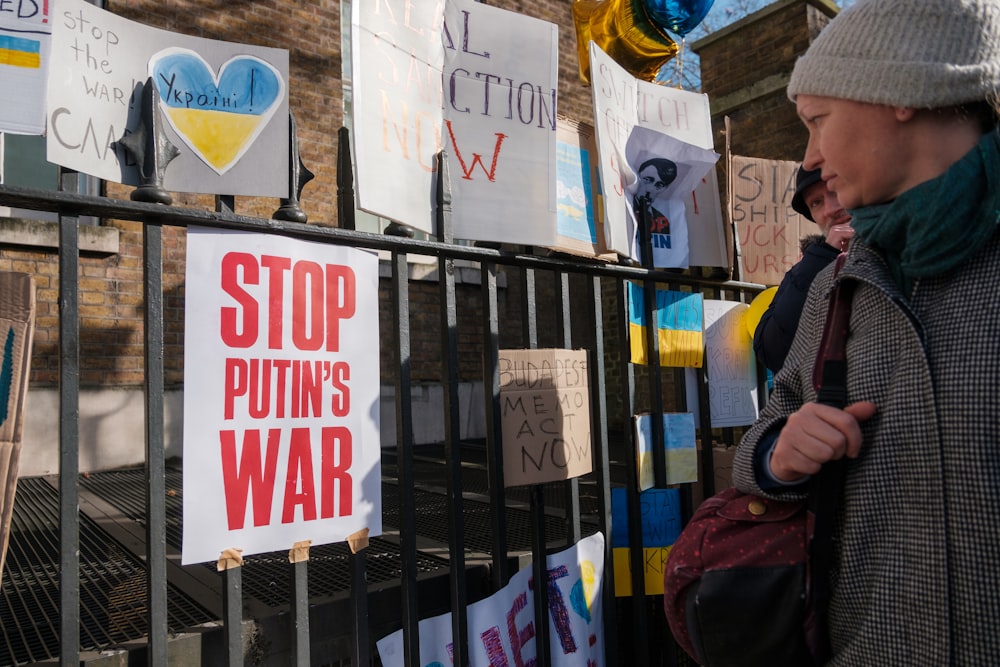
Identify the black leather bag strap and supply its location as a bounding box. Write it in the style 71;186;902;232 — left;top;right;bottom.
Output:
810;252;855;663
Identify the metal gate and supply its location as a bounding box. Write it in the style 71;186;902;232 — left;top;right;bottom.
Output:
0;139;765;665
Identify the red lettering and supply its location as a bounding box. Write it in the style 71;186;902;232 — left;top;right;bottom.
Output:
480;626;510;667
248;359;271;419
547;565;576;654
649;214;670;234
506;591;534;667
222;255;358;354
330;361;351;417
282;428;317;524
609;152;624;197
751;225;772;246
219;428;281;530
220;252;259;348
325;265;356;352
445;119;507;181
321;426;353;518
294;360;324;419
224;358;247;420
260;255;291;350
272;359;291;418
292;261;326;351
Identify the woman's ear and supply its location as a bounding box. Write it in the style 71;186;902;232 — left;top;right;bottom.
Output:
894;107;917;122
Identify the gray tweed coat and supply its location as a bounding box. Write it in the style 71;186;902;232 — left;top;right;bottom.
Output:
733;234;1000;665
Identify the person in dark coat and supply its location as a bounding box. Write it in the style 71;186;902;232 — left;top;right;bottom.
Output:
753;165;853;373
733;0;1000;663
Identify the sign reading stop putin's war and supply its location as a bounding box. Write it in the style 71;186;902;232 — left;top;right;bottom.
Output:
182;228;381;565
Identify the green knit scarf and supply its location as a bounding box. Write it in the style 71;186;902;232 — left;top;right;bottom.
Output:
849;130;1000;295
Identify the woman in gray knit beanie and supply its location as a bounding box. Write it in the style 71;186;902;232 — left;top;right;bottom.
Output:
732;0;1000;664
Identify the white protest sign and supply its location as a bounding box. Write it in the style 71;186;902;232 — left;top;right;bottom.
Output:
351;0;444;234
625;125;719;268
442;0;558;246
0;0;51;134
351;0;559;245
590;43;727;268
376;531;606;667
47;0;289;196
182;228;381;565
685;299;758;427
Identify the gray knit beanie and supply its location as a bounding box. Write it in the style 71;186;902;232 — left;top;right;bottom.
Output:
787;0;1000;108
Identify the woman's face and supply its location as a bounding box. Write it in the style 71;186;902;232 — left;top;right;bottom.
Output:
796;95;914;209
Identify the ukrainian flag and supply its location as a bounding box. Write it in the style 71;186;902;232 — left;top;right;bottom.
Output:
0;34;41;69
611;487;682;596
628;282;704;368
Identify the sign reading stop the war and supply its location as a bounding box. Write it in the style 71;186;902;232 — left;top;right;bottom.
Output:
182;228;381;565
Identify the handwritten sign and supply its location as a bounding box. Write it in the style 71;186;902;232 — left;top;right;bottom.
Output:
634;413;697;491
499;349;592;486
376;531;606;667
731;155;813;285
47;0;288;196
624;125;719;268
442;0;558;246
627;282;703;368
0;0;51;133
350;0;444;234
589;42;728;269
686;299;758;428
0;272;35;580
351;0;559;245
552;117;600;256
611;488;682;596
182;228;381;565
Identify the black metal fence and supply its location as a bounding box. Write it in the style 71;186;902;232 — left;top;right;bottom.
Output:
0;152;765;665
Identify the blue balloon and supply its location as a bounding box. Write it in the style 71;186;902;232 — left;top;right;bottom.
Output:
644;0;715;37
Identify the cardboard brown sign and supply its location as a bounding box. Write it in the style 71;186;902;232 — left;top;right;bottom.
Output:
0;272;36;580
499;349;592;487
730;155;819;285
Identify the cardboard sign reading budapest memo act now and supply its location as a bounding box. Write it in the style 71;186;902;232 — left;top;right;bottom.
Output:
499;349;592;487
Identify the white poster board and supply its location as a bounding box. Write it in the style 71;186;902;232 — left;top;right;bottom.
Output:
351;0;558;245
442;0;557;246
685;299;759;427
624;125;718;268
182;228;381;565
377;532;606;667
47;0;289;196
590;42;727;268
350;0;444;234
0;0;50;134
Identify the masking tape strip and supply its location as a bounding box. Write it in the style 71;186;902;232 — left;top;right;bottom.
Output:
289;540;312;564
347;528;369;554
216;547;244;571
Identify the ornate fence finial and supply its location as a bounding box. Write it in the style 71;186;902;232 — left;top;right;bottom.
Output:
118;77;178;205
273;113;315;223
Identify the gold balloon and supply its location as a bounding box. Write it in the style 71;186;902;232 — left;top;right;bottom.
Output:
573;0;679;84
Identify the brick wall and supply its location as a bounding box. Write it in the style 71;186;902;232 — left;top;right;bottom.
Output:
3;0;835;391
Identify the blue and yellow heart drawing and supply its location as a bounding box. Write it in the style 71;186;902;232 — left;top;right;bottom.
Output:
150;48;284;174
